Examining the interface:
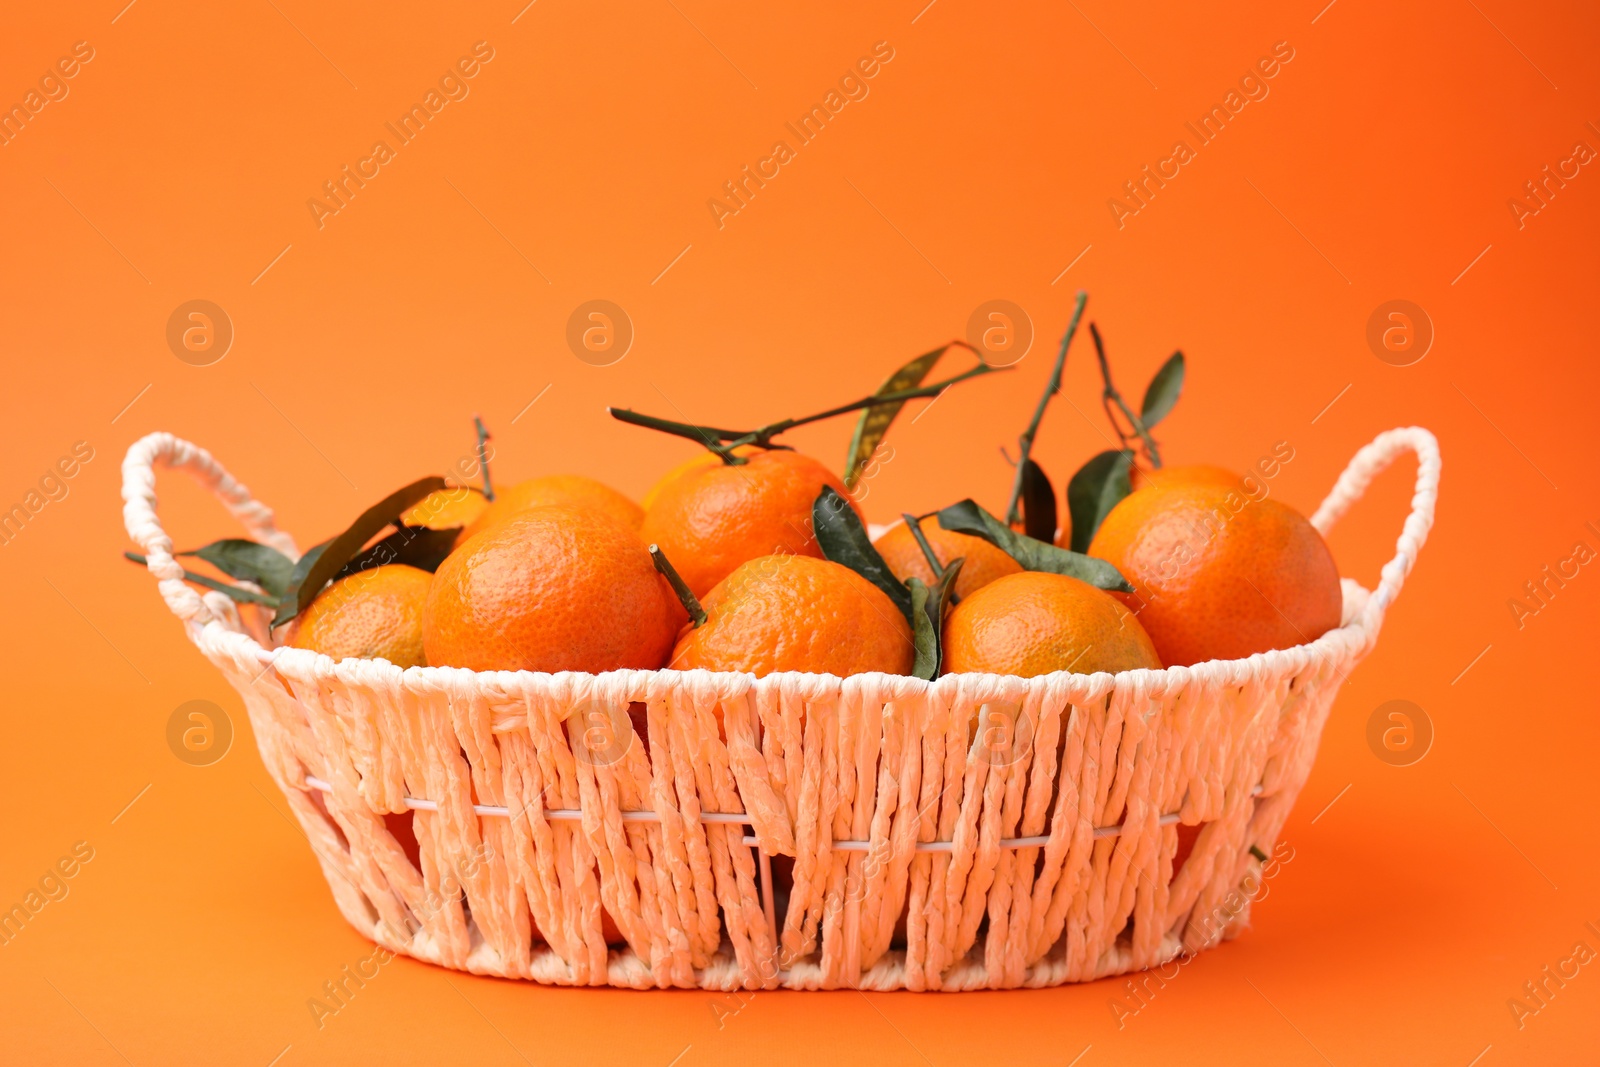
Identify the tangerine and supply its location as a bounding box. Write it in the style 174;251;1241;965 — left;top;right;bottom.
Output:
289;564;433;668
1129;464;1245;493
424;505;678;673
941;571;1161;677
1088;483;1341;666
641;445;760;511
669;555;913;678
461;475;643;544
401;486;488;530
640;450;860;598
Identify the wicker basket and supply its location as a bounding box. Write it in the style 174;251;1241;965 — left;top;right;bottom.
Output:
121;427;1438;991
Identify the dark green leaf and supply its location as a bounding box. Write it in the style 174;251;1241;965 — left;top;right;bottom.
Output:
1140;351;1185;429
271;477;448;627
1019;459;1057;543
812;486;913;618
176;539;295;598
908;556;965;680
123;551;278;607
281;540;330;609
936;499;1132;592
1067;449;1134;553
335;526;461;581
844;345;947;489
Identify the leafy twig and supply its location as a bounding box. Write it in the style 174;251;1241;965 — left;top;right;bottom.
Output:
937;499;1131;591
1004;291;1089;525
1089;323;1162;469
845;342;984;488
609;359;1005;465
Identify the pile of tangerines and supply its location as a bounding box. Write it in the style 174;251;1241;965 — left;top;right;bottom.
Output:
139;295;1342;683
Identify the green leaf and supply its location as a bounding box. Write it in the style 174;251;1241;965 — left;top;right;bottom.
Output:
908;556;965;679
843;344;948;489
1140;351;1185;429
936;499;1131;592
932;556;964;618
1019;459;1057;543
908;577;936;679
123;551;279;607
335;526;461;580
281;540;330;609
812;486;913;618
176;539;295;598
271;477;448;627
1066;449;1134;553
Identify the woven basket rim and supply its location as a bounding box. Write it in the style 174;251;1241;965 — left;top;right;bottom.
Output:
209;572;1374;696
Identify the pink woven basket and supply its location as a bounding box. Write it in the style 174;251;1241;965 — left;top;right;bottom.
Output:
121;427;1438;991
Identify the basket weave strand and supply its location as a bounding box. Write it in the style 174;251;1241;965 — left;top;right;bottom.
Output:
122;428;1439;990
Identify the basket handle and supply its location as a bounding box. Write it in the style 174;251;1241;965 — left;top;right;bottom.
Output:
1308;426;1441;631
121;432;300;627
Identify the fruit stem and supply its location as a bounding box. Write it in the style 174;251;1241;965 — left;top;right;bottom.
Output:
608;347;1003;464
1088;324;1163;469
903;512;947;581
1248;844;1269;863
474;414;496;500
903;513;964;606
649;544;708;627
1004;290;1089;525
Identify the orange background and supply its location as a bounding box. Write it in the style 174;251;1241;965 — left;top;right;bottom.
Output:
2;1;1597;1063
